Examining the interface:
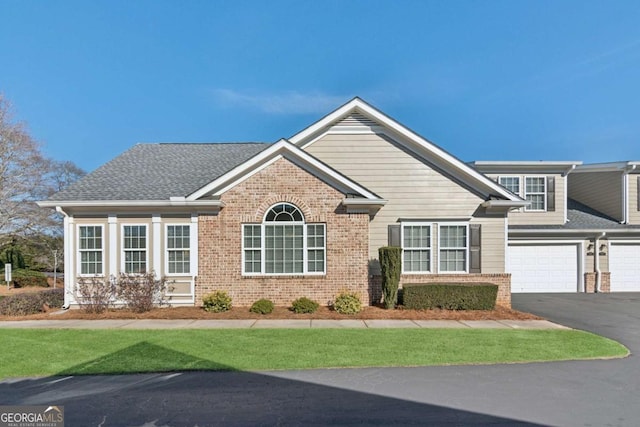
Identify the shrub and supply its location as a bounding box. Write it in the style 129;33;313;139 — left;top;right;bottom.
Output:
39;288;64;309
379;246;402;309
11;269;48;288
403;283;498;310
291;297;319;314
203;291;232;313
250;298;274;315
0;288;63;316
116;272;171;313
333;291;362;315
78;276;115;314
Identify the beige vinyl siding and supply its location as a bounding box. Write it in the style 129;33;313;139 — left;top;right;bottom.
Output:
568;172;623;222
305;133;505;271
471;215;507;272
628;174;640;224
486;173;566;225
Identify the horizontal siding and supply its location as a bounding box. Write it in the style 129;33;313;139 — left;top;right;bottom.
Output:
568;172;623;221
628;174;640;224
486;173;566;225
305;133;505;271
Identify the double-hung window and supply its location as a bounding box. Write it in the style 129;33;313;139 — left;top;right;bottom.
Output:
166;225;190;274
402;224;431;273
439;224;468;273
499;176;521;196
78;225;103;275
242;203;326;275
122;225;147;274
524;177;546;211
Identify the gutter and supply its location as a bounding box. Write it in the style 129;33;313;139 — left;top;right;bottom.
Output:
38;199;226;208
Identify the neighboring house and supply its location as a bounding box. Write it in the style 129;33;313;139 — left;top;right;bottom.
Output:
39;98;639;309
471;161;640;294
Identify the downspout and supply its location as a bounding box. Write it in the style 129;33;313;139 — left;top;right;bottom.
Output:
622;165;637;224
563;165;577;224
594;232;606;293
56;206;71;309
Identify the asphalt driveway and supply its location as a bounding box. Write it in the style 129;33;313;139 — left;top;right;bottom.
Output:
1;293;639;426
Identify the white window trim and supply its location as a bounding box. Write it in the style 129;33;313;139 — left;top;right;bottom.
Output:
438;222;469;274
524;176;547;212
121;224;149;275
77;224;105;277
165;223;191;277
305;223;326;274
401;222;433;274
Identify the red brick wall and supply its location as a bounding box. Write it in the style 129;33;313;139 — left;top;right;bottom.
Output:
197;158;371;306
370;273;512;307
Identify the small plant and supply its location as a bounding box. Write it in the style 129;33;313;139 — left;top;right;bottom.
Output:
116;272;171;313
78;276;114;314
250;298;274;315
203;291;233;313
291;297;319;314
333;291;362;315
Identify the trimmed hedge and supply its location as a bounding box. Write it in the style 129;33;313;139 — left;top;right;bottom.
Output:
11;269;48;288
0;288;64;316
403;283;498;310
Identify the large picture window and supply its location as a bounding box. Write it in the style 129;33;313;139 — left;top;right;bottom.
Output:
242;203;325;275
79;225;103;275
166;225;190;274
122;225;147;274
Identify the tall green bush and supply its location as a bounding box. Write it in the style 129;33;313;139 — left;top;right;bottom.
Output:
379;246;402;309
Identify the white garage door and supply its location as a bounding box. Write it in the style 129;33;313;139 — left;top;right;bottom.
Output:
508;245;580;293
609;244;640;292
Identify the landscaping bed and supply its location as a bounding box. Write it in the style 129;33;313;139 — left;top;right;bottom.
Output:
0;303;541;321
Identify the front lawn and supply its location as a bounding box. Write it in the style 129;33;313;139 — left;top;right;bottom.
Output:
0;329;628;379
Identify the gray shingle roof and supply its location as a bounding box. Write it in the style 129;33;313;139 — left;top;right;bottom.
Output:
511;199;640;230
48;143;270;201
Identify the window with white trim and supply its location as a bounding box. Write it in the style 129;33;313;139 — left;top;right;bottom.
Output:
439;224;468;273
123;225;147;274
499;176;521;196
242;203;326;275
402;224;431;273
524;177;546;211
79;225;103;275
166;225;190;274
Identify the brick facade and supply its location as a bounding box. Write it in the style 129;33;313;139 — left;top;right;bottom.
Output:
370;273;512;308
197;158;372;306
584;272;611;293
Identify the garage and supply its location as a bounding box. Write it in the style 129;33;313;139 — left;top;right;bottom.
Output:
609;244;640;292
508;244;580;293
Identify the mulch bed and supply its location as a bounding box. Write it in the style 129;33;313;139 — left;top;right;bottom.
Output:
0;304;542;321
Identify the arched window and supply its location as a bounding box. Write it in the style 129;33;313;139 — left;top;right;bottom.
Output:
243;203;325;275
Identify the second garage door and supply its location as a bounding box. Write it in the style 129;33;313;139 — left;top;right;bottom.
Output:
609;244;640;292
508;244;580;293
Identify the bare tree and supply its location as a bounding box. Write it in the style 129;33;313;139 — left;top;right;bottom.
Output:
0;94;84;250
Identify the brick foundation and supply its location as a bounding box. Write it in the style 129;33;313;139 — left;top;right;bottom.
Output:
584;272;611;293
370;273;512;308
197;158;372;306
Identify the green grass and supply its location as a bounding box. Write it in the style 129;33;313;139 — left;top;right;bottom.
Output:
0;329;628;379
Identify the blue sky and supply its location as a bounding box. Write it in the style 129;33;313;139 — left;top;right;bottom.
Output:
1;1;640;172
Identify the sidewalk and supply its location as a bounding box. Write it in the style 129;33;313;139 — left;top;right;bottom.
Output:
0;319;568;329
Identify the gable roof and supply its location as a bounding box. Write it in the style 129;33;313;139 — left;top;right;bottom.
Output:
289;97;524;203
187;139;385;204
45;143;269;202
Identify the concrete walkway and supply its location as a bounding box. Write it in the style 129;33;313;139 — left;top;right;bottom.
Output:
0;318;567;329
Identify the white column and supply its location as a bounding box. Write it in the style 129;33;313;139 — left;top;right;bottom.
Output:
108;214;118;278
152;214;162;277
190;213;199;298
64;214;75;306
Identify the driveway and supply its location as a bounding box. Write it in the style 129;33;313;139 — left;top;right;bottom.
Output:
1;294;639;426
